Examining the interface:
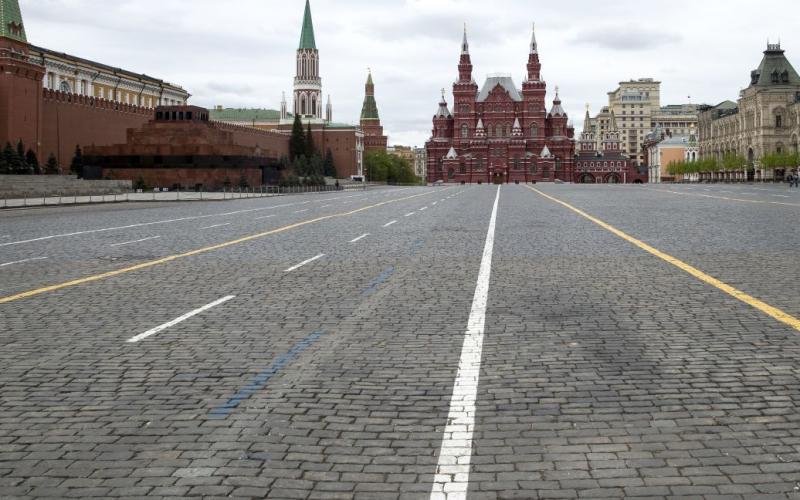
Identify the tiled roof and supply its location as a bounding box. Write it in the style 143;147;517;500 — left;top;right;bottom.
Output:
751;45;800;87
0;0;26;42
477;76;522;102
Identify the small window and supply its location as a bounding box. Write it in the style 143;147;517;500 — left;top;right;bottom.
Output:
776;115;782;128
156;112;164;120
461;124;469;138
186;112;192;120
531;123;538;137
178;112;185;120
460;164;466;174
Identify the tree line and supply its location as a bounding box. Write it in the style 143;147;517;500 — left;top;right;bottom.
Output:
0;139;62;175
363;150;421;184
668;151;800;176
278;115;338;187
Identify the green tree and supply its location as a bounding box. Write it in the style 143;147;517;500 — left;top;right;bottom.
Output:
70;144;84;178
290;114;305;160
305;122;316;159
278;154;290;171
4;142;26;174
133;174;147;191
294;155;309;178
222;174;232;189
16;140;25;160
44;153;60;175
238;172;250;188
323;148;337;177
25;148;40;174
309;152;323;177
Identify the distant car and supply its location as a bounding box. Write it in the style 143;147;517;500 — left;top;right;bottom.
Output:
350;175;365;183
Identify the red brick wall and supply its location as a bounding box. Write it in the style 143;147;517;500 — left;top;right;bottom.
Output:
103;167;263;190
0;47;44;157
41;90;152;168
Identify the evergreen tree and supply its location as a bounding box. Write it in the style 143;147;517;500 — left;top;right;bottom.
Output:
221;174;232;189
25;148;40;174
290;114;305;160
0;149;8;174
295;156;310;178
133;174;147;191
238;172;249;188
305;122;316;159
278;155;290;171
70;144;84;178
16;140;25;160
44;153;60;175
4;142;25;174
323;148;337;177
310;153;323;177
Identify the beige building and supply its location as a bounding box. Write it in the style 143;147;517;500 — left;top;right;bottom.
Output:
414;147;426;179
595;78;698;165
698;42;800;173
387;145;415;163
644;127;699;183
31;45;189;107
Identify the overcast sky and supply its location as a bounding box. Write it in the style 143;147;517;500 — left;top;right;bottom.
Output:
22;0;800;147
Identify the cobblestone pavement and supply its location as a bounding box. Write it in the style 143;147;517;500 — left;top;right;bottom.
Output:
1;184;799;499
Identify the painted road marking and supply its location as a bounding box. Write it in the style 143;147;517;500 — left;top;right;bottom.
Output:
0;192;389;248
432;202;438;205
430;186;501;499
420;207;429;211
640;187;800;207
201;223;231;229
363;267;395;295
383;221;397;227
528;186;800;332
1;257;48;268
293;209;309;214
773;194;790;198
349;234;370;243
126;295;235;343
410;239;426;254
254;215;277;220
110;236;161;247
322;205;333;208
209;332;323;418
0;190;442;304
405;213;415;217
285;254;325;272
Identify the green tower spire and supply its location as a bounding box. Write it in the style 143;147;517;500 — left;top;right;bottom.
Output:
1;0;27;43
361;69;380;121
298;0;316;50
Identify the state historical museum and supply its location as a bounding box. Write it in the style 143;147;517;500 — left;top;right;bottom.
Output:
426;27;576;184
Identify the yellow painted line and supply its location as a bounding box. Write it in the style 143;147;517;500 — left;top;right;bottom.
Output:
527;186;800;332
640;187;800;208
0;189;443;304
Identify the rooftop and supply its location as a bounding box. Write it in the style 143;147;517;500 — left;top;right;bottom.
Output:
209;108;286;121
476;75;522;102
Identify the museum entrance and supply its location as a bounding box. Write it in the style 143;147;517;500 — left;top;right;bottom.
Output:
493;173;503;185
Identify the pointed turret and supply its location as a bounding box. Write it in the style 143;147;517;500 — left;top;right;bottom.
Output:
361;69;380;121
326;95;332;123
280;92;287;121
526;23;542;82
512;118;523;137
458;24;474;83
1;0;27;43
475;119;486;139
548;86;566;117
298;0;316;50
583;105;592;134
360;69;388;151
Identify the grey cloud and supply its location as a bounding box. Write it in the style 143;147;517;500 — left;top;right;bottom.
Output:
572;26;683;51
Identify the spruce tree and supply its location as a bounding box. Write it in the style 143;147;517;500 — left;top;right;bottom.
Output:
25;148;40;174
290;114;305;160
238;172;249;188
70;145;84;178
16;140;25;160
222;174;232;189
295;156;310;178
305;122;316;159
0;149;8;174
45;153;60;175
134;174;147;191
4;142;24;173
324;148;337;177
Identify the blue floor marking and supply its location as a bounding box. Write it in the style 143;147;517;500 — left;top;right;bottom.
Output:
410;239;426;254
208;331;323;419
362;267;394;295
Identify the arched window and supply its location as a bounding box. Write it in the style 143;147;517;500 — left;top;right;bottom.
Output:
528;104;534;113
301;57;307;77
514;156;520;170
301;95;307;115
460;164;467;174
438;159;444;171
461;124;469;138
531;123;538;137
506;124;511;137
531;163;538;174
448;168;455;180
487;124;493;137
555;158;561;170
59;80;72;93
311;96;317;117
477;158;483;171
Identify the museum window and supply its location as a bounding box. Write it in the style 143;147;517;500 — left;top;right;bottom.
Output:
438;159;443;171
776;115;782;128
448;168;455;180
531;123;538;137
542;166;550;179
460;164;466;174
477;158;483;171
531;163;538;174
506;124;511;137
59;80;71;93
461;124;469;138
555;158;561;170
514;156;520;170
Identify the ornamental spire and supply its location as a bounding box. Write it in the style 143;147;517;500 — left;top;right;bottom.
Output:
298;0;317;50
583;104;592;134
530;22;537;54
462;23;470;55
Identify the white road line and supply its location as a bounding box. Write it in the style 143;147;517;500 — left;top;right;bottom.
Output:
254;215;277;220
383;221;397;227
284;254;325;272
405;213;415;217
322;205;333;208
741;193;756;195
0;257;48;268
772;194;790;198
349;233;370;243
432;202;438;206
110;236;161;247
293;209;309;214
201;223;231;229
430;186;501;500
126;295;235;343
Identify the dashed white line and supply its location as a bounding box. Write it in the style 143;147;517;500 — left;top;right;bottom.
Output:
322;205;333;208
0;257;48;268
405;213;415;217
349;233;370;243
284;254;325;272
201;223;231;229
432;202;438;206
110;236;161;247
293;209;309;214
430;186;501;499
420;207;429;211
772;194;790;198
383;221;397;227
254;215;277;220
126;295;236;343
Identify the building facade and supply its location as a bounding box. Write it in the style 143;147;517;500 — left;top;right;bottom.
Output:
594;79;697;166
0;0;188;167
574;107;646;184
361;70;388;151
426;26;576;184
413;147;426;179
387;145;414;163
643;126;699;183
698;42;800;168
